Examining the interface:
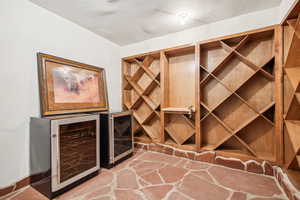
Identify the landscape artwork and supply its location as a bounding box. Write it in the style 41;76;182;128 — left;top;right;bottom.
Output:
51;64;100;104
38;53;108;115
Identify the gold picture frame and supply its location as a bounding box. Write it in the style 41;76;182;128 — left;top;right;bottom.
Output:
37;53;109;116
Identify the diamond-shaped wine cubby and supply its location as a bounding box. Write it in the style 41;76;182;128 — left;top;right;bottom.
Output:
283;12;300;176
165;114;195;145
199;28;278;162
122;54;161;143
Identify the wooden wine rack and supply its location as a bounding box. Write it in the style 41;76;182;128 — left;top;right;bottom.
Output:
122;25;283;163
199;29;279;162
123;54;161;143
283;12;300;188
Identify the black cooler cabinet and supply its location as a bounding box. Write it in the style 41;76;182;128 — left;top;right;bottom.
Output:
99;110;133;168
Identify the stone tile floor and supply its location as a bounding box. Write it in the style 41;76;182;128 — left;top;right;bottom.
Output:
4;151;287;200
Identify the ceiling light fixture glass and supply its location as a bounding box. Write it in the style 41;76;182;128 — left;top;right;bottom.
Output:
176;11;191;25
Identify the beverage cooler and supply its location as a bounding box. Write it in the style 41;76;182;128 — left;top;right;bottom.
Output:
30;114;99;199
99;110;133;168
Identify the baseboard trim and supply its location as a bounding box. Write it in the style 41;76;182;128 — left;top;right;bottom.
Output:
0;176;30;198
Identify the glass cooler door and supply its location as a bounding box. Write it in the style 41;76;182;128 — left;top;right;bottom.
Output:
59;120;97;182
112;114;132;161
51;115;99;192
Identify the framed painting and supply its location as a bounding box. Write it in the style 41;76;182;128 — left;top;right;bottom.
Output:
37;53;109;116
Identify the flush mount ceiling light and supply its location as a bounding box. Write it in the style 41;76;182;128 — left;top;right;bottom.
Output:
176;11;191;25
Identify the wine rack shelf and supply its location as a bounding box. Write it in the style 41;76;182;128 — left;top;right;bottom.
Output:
122;25;282;164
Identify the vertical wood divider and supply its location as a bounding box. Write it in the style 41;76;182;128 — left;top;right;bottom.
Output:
122;60;128;110
160;51;169;143
195;44;201;152
274;25;284;165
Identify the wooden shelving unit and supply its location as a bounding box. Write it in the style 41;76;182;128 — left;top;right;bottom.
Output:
122;54;161;143
283;12;300;182
160;46;198;150
122;26;282;164
199;28;281;162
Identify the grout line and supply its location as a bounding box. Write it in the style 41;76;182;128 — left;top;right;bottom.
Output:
157;169;166;184
273;166;298;199
226;191;234;200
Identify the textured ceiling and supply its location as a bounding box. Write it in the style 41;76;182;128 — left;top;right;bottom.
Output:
30;0;281;45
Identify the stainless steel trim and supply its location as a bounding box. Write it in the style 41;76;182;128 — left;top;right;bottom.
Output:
51;115;100;192
109;115;114;163
109;112;134;164
131;114;134;153
114;149;133;162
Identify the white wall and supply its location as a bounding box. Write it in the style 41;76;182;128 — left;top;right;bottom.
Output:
0;0;121;188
